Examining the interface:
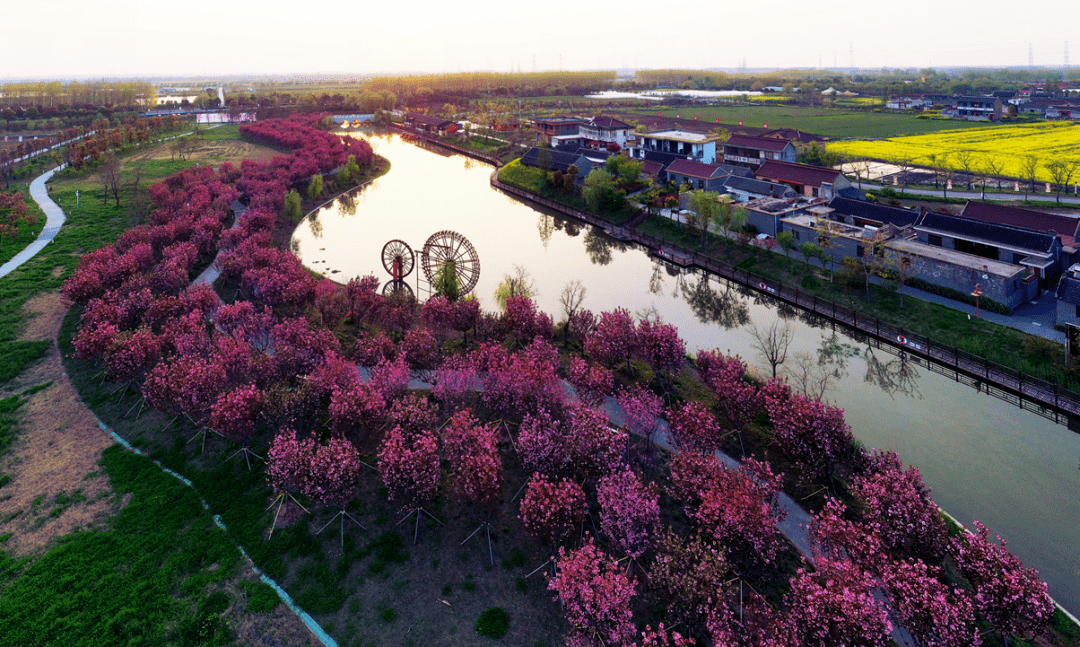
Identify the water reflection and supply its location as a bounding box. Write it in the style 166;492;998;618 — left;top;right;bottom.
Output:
307;213;323;238
584;226;614;265
337;191;357;216
863;344;923;400
679;272;751;329
537;213;554;248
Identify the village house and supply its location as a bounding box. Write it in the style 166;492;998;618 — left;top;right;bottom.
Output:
404;112;459;136
940;95;1002;121
722;134;797;170
780;212;1034;311
529;116;587;144
741;195;820;237
519;147;593;179
665;159;751;192
578;116;633;149
914;211;1062;290
627;129;724;164
885;96;933;110
827;196;920;229
1055;265;1080;328
722;176;798;203
755;160;862;200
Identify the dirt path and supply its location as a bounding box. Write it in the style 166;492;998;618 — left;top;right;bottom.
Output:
0;289;319;646
0;291;114;554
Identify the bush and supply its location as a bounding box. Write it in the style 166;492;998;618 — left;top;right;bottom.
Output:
475;606;510;638
239;581;280;613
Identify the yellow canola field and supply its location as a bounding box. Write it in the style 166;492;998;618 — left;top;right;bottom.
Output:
830;122;1080;184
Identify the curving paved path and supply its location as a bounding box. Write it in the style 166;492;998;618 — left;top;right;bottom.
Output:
0;165;66;279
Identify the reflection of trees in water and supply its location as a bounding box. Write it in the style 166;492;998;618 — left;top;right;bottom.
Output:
308;214;323;238
755;292;800;321
463;158;475;171
798;309;829;330
337;192;357;216
649;265;665;295
584;226;613;265
537;213;554;248
863;344;923;400
649;262;685;296
556;217;581;237
679;272;751;329
787;332;858;399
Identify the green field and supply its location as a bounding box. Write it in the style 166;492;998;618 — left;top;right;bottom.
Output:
617;105;989;139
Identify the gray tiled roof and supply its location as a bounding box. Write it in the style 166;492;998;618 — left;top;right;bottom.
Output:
829;197;918;227
917;212;1057;253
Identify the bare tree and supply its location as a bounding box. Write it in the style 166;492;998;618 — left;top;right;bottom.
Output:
1046;160;1079;203
126;165;148;225
750;320;795;379
980;157;1005;199
930;152;954;198
1020;154;1040;196
954;150;975;190
100;152;122;206
559;279;587;342
895;156;915;191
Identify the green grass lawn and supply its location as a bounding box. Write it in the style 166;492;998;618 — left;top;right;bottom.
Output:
0;445;244;646
616;104;989;139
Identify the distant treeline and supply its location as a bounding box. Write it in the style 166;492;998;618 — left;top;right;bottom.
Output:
0;80;156;109
365;71;618;103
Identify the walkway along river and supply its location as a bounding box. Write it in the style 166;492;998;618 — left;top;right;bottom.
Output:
291;132;1080;616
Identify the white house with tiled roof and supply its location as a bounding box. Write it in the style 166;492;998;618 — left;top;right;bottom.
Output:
579;116;633;149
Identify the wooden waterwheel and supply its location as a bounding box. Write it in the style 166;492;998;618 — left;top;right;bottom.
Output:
420;230;480;296
381;239;415;281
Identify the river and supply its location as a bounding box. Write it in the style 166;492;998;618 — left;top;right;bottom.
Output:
292;132;1080;616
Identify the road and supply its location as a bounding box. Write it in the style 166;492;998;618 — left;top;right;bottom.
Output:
855;181;1080;207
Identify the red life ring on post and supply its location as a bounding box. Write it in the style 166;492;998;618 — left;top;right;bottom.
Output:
758;282;767;290
897;334;908;345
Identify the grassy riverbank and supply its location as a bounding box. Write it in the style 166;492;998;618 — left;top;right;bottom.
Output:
0;126;382;647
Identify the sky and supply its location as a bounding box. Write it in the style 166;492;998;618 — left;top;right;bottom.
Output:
3;0;1077;80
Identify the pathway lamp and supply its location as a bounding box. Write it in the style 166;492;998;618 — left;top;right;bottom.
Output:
972;283;982;319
